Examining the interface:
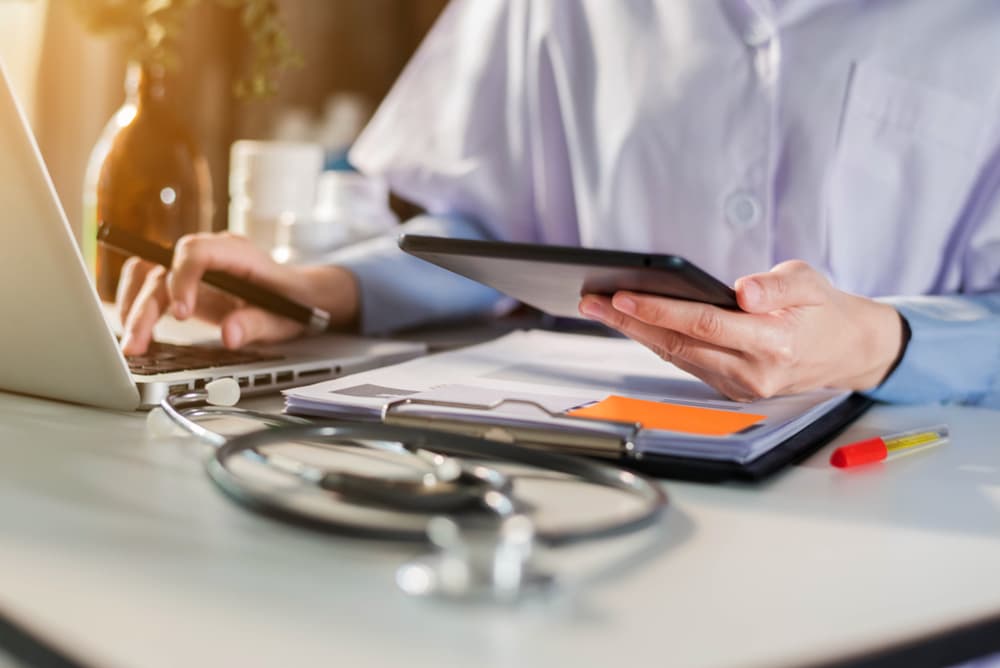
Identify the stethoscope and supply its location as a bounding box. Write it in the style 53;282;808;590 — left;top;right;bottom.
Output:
148;378;669;601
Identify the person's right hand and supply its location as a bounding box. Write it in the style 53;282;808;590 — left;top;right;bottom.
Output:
117;232;360;355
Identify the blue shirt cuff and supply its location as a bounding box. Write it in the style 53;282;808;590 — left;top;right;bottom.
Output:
864;295;1000;406
328;214;504;335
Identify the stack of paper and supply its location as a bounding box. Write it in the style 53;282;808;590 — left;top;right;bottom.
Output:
284;330;850;464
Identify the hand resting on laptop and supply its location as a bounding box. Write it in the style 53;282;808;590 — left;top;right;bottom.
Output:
118;232;360;355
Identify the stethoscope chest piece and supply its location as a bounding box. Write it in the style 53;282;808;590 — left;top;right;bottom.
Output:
396;514;555;602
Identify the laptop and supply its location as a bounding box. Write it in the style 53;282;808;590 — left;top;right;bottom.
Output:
0;60;425;410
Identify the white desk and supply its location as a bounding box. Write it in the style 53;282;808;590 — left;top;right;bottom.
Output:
0;390;999;668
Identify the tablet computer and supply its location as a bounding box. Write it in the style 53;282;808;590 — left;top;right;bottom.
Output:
398;234;739;319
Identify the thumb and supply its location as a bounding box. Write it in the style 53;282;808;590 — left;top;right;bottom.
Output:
735;260;830;313
220;307;305;349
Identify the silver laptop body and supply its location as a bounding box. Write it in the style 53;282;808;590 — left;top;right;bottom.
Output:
0;60;423;410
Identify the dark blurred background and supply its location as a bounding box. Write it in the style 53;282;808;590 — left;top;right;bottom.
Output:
0;0;449;240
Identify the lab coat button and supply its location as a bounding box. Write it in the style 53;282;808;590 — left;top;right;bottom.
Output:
744;19;774;47
725;192;762;228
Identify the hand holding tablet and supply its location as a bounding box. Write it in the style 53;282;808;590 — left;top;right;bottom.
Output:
401;235;905;403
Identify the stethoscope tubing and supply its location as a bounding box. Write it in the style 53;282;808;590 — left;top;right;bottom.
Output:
159;386;668;548
207;422;669;548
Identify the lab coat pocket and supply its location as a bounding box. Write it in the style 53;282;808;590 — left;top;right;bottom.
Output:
826;61;986;296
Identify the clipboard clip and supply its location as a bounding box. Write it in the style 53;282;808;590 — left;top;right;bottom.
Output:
380;396;642;459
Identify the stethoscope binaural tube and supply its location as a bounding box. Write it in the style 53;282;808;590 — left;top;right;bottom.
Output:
151;378;308;447
153;380;520;533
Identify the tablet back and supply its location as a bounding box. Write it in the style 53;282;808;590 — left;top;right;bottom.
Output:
399;234;738;318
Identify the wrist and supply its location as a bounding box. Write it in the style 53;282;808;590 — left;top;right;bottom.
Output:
298;264;360;331
852;299;907;391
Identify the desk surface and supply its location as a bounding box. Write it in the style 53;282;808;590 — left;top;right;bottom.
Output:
1;389;999;668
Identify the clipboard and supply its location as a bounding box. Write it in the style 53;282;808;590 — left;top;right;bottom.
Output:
283;330;872;483
308;393;873;483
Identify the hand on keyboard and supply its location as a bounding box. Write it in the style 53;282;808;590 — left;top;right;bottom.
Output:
116;232;359;356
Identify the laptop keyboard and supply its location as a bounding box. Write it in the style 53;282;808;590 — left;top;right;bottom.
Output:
125;341;284;375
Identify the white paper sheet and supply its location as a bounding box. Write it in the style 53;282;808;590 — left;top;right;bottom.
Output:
284;330;850;463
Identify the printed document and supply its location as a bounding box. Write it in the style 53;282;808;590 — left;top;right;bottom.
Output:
284;330;850;463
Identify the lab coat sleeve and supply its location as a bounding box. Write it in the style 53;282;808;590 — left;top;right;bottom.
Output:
348;0;537;244
333;0;536;334
866;148;1000;407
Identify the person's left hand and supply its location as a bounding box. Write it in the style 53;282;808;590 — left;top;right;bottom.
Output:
578;260;905;401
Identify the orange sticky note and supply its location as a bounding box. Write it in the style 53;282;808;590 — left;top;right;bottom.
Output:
567;395;766;436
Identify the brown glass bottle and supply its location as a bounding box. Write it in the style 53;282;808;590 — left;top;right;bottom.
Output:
85;63;213;301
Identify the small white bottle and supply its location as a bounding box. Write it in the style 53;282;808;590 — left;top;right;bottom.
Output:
272;170;400;265
228;140;324;253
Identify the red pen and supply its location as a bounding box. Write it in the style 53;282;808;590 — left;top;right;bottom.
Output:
830;424;949;468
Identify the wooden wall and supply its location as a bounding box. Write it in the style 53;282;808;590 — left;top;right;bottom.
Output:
234;0;448;139
190;0;450;229
33;0;448;235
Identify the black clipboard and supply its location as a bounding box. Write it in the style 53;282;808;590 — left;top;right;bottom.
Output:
626;393;873;482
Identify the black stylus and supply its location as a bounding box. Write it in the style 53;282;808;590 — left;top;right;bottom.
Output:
97;222;333;334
